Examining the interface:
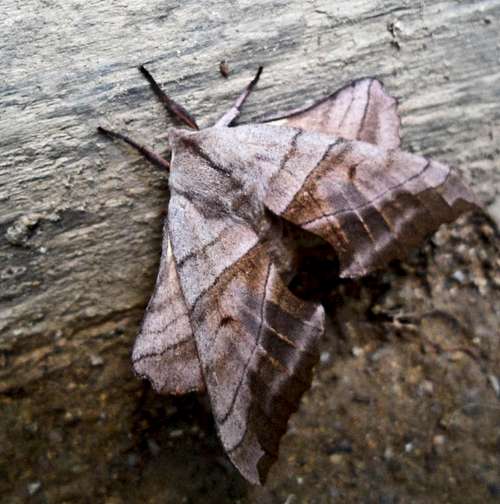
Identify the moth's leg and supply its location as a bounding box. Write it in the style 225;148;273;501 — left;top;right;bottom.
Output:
214;66;263;128
97;126;170;171
139;65;199;131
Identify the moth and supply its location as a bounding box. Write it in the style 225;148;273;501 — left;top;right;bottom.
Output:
98;65;477;484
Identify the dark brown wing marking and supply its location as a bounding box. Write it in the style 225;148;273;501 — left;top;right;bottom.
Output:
184;242;324;484
266;137;477;278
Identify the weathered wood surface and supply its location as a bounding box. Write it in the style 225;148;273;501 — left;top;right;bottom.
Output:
1;0;499;502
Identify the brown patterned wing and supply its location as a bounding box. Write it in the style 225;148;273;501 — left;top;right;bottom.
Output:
168;206;325;483
190;243;324;484
166;134;325;483
265;132;478;278
132;221;204;395
266;78;401;149
163;121;476;483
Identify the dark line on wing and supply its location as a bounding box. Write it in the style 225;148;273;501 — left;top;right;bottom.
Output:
327;162;378;248
146;312;185;335
133;336;193;364
169;245;207;391
226;354;310;454
357;79;374;138
301;159;433;226
210;298;318;361
261;350;310;387
189;242;259;313
227;423;278;458
267;325;298;349
225;404;281;457
423;166;454;208
364;152;431;249
180;136;236;179
220;261;272;425
280;129;302;170
177;229;226;269
173;187;229;220
267;129;302;186
225;375;298;456
224;423;246;454
338;82;357;129
288;172;354;258
259;78;375;124
282;139;343;214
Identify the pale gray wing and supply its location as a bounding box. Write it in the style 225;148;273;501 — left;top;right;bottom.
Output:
132;220;204;395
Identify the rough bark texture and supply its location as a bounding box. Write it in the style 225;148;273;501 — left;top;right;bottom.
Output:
1;1;499;502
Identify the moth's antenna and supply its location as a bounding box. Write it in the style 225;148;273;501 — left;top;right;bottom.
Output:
215;66;264;128
139;65;199;131
97;126;170;171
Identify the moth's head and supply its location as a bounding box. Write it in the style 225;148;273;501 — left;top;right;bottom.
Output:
166;127;209;175
167;127;200;150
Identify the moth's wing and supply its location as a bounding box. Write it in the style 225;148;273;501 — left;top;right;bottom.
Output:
267;78;401;149
167;130;324;484
132;221;204;395
264;131;478;278
190;241;323;484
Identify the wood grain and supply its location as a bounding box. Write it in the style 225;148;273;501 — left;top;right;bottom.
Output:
0;0;499;501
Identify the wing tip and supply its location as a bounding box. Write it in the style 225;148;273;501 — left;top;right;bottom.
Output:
131;337;206;395
227;447;276;486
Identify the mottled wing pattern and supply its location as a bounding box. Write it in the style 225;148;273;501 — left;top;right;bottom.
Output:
132;220;204;394
268;78;401;149
167;133;324;484
264;130;478;278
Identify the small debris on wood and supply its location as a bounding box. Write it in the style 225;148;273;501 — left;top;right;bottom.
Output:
452;270;466;284
418;380;435;396
219;60;229;78
5;214;41;246
432;435;447;456
352;346;364;357
387;20;402;50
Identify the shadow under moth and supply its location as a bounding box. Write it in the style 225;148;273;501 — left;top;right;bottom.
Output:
98;66;478;484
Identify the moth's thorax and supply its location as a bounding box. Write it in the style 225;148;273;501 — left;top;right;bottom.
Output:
167;126;271;227
166;126;200;162
167;126;198;143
